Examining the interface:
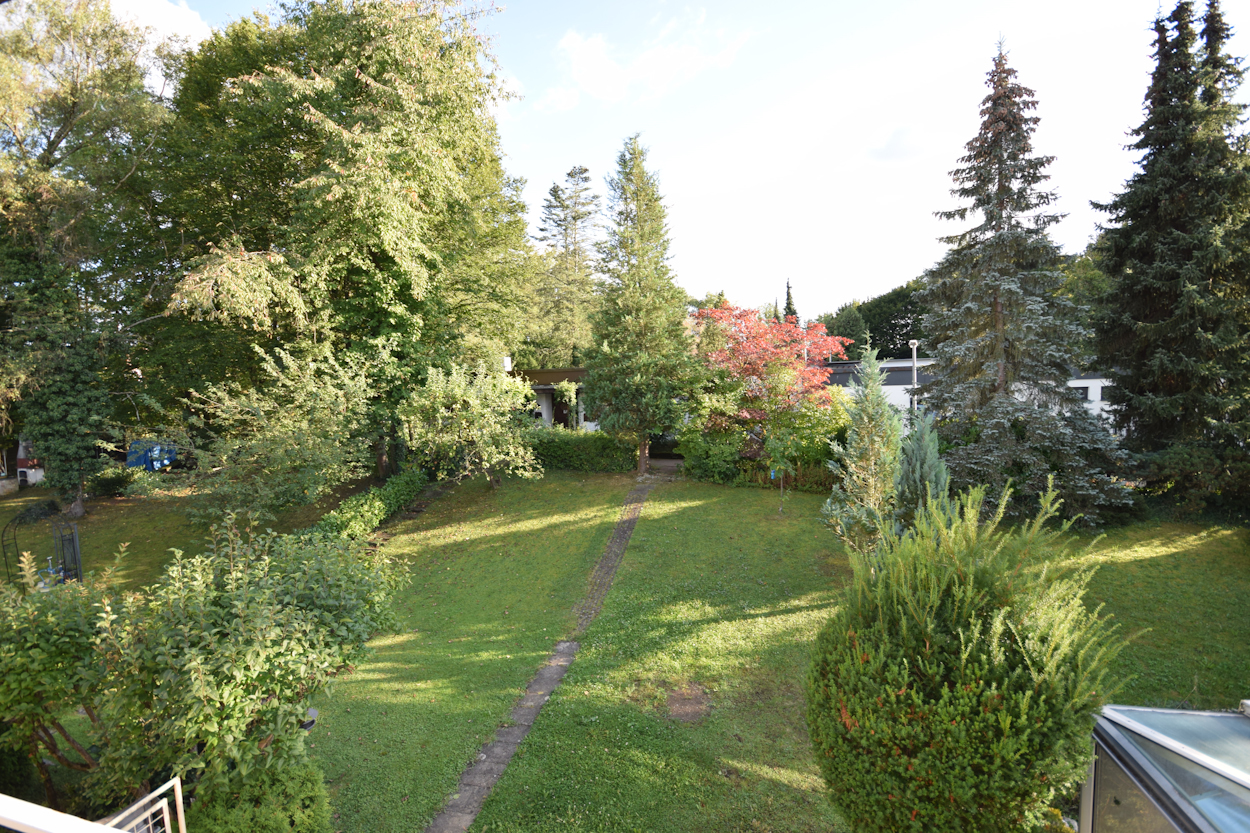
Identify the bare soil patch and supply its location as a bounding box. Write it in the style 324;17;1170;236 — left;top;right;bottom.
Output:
667;683;710;723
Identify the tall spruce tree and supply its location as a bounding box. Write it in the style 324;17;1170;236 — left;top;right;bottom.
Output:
584;135;697;474
918;49;1129;521
524;166;601;367
783;280;798;321
1092;1;1250;504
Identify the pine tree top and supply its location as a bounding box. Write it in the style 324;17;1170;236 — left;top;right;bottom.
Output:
938;49;1060;246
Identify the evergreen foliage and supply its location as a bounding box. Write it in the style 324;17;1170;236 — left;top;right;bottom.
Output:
823;349;902;556
783;280;798;320
807;485;1125;832
313;468;429;541
1092;1;1250;506
20;343;111;517
525;427;638;473
918;49;1129;520
584;135;698;474
524;166;602;368
857;280;928;359
894;410;949;529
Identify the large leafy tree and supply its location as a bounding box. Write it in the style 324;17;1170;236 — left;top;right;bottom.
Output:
917;49;1129;521
584;135;697;474
1092;1;1250;502
0;0;167;511
521;165;601;368
163;1;531;478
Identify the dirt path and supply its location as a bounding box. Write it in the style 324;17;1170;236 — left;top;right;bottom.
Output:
423;477;663;833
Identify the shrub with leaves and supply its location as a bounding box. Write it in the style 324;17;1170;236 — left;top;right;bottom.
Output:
0;515;407;809
526;426;637;473
313;467;428;540
806;484;1125;832
176;348;372;520
402;362;541;487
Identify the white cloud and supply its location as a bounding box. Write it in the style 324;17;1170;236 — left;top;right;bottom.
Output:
536;13;749;112
110;0;212;47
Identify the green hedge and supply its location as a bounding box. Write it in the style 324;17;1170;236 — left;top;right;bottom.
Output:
526;428;636;473
188;762;330;833
806;485;1124;831
312;468;428;540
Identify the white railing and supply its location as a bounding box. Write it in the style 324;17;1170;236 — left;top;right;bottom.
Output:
0;777;186;833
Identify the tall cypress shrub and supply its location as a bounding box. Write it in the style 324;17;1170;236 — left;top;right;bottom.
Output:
823;348;902;555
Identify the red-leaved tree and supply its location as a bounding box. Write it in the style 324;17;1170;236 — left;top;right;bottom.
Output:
695;304;851;424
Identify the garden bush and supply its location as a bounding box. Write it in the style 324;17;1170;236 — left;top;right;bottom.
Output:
526;427;636;473
807;484;1125;832
674;428;742;484
313;467;428;540
0;515;407;809
0;727;37;800
88;464;141;498
188;761;330;833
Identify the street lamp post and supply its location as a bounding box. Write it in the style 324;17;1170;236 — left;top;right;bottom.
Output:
908;339;920;412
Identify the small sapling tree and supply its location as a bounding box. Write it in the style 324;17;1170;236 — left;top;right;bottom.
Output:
822;348;902;555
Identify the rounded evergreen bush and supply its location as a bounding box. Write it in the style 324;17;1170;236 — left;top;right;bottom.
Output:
806;485;1124;832
188;762;330;833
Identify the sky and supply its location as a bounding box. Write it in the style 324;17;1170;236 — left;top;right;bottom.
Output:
118;0;1250;319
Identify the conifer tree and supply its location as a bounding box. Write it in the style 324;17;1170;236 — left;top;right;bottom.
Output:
526;166;601;367
1092;0;1250;497
823;348;902;555
584;135;697;474
918;49;1129;521
783;280;798;321
894;410;949;529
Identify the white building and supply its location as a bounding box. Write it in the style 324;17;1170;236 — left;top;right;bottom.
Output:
826;358;1113;420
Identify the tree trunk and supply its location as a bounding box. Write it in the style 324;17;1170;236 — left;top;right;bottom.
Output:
64;494;85;519
779;471;785;514
993;290;1007;393
32;739;60;812
637;437;649;476
375;437;389;481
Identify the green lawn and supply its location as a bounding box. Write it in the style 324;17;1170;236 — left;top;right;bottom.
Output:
5;472;1246;831
0;487;207;591
307;472;636;833
473;480;848;833
1063;521;1250;710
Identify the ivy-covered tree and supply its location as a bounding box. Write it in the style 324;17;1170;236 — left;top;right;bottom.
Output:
522;165;602;368
584;135;698;474
1092;1;1250;506
917;49;1129;521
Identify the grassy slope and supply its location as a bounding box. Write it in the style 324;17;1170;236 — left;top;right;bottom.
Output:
308;472;635;833
1063;521;1250;710
474;481;850;833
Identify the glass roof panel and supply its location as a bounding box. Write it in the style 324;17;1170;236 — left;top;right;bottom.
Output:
1106;707;1250;777
1120;730;1250;832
